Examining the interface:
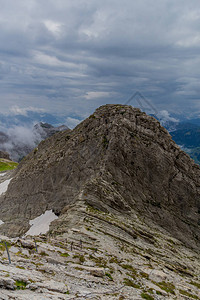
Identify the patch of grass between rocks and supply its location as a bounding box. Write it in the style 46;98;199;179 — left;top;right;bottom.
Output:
153;281;175;295
141;292;154;300
123;278;141;289
15;280;27;290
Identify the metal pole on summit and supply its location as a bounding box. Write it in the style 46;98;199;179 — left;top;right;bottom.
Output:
5;242;11;264
33;238;38;253
124;91;159;120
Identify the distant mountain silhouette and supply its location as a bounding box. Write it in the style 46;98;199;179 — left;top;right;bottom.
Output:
0;122;70;162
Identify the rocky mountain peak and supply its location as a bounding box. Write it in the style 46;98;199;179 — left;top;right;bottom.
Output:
0;104;199;251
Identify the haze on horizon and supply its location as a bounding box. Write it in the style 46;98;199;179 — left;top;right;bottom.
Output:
0;0;200;122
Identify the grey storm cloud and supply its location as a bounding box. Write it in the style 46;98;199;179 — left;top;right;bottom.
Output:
0;0;200;118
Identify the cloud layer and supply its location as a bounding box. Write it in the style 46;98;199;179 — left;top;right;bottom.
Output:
0;0;200;118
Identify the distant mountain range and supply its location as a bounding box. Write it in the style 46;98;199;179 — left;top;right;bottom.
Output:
162;119;200;164
170;122;200;148
0;112;67;128
0;122;69;162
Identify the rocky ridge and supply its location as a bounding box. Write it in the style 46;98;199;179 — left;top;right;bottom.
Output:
0;203;199;299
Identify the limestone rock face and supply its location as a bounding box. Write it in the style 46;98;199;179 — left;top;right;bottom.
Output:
0;104;199;249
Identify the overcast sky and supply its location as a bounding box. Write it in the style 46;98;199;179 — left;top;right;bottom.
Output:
1;0;200;121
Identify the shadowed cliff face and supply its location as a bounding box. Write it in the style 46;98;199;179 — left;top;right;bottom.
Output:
0;104;199;249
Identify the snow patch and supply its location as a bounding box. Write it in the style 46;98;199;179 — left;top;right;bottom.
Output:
25;210;58;236
0;179;11;195
0;220;4;226
0;173;6;177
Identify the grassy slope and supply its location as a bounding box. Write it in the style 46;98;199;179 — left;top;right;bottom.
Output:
0;159;18;172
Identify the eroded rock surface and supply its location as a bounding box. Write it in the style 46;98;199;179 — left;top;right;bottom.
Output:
0;206;199;299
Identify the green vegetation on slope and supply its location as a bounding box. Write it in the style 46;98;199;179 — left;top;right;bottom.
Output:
0;159;18;172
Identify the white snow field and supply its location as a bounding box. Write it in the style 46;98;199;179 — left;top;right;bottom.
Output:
0;178;11;226
0;173;6;176
25;210;58;236
0;179;11;196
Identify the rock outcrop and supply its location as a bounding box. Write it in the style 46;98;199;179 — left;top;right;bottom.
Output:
0;104;199;251
0;212;199;299
0;151;10;160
